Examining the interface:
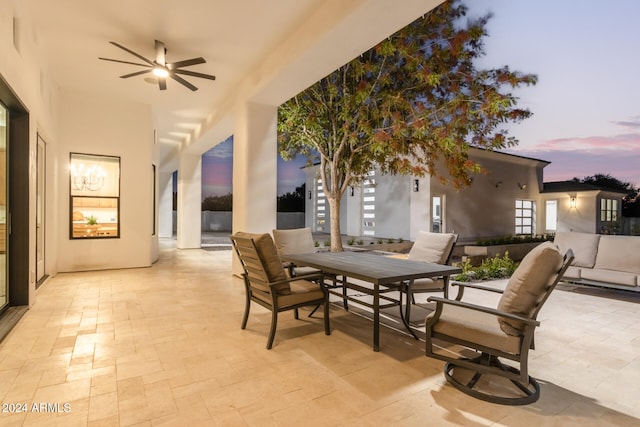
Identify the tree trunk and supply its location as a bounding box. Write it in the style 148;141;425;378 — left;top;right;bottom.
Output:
327;194;343;252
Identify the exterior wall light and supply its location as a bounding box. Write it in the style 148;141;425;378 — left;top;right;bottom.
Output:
570;196;576;208
413;179;419;192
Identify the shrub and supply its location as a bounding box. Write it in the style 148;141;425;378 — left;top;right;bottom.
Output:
347;237;356;245
323;240;331;247
454;252;517;282
475;234;554;246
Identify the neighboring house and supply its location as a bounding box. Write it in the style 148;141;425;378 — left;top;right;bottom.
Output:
303;148;625;242
540;181;626;235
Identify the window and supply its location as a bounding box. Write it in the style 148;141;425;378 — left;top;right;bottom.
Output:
600;198;618;222
362;171;376;236
545;200;557;232
70;153;120;239
432;196;442;233
515;199;535;235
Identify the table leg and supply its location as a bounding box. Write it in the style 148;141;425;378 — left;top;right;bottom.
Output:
401;280;419;340
443;276;450;299
373;283;380;351
342;275;349;310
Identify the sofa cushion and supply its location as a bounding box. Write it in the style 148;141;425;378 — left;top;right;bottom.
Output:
593;236;640;274
408;231;456;264
581;268;637;287
497;242;563;336
563;266;582;280
553;231;600;268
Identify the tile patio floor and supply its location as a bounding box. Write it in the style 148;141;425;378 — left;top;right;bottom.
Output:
0;238;639;426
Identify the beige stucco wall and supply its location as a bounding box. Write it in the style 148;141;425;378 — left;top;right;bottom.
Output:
56;90;154;271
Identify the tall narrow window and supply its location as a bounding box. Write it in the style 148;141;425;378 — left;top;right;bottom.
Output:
515;199;535;235
545;200;557;232
314;178;326;232
362;171;376;236
432;196;442;233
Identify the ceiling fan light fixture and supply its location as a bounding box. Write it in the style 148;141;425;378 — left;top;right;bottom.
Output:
153;67;169;78
100;40;216;91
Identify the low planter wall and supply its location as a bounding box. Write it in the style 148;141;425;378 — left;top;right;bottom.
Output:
463;242;542;261
345;241;414;253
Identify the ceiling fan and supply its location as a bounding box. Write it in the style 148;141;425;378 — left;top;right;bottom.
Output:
99;40;216;91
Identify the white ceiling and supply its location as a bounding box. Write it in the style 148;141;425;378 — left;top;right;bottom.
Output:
20;0;441;171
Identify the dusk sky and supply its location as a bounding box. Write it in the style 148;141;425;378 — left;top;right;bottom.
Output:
202;0;640;198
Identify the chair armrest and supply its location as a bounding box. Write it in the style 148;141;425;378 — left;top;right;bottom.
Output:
426;296;540;327
268;272;324;288
451;280;504;300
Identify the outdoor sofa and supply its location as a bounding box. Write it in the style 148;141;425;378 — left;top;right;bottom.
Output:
553;231;640;292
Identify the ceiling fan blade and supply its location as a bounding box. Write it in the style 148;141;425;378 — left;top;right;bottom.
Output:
158;77;167;90
99;57;150;68
120;69;152;79
174;69;216;81
168;57;206;69
170;73;198;91
109;41;154;66
155;40;166;66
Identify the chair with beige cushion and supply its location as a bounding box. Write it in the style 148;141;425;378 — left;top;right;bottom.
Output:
394;231;457;324
424;242;574;405
272;227;320;277
230;232;330;349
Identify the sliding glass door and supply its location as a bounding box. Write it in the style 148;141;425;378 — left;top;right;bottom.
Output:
0;102;7;310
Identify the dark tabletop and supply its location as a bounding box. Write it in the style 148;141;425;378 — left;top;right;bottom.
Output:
282;251;461;285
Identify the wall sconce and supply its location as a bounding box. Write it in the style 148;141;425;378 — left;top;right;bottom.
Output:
308;191;312;200
570;196;576;208
349;186;354;196
517;182;527;190
413;179;419;192
494;181;503;188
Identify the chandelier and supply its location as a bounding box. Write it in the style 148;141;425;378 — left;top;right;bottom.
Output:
70;163;106;191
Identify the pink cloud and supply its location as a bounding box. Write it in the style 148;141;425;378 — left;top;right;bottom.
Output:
508;149;640;188
534;133;640;153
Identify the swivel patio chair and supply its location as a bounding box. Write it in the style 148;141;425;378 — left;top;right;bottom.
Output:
424;242;574;405
230;232;330;349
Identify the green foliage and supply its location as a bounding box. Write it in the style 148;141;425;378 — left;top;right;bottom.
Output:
377;238;384;244
347;237;356;245
277;183;306;212
454;252;517;281
475;234;554;246
86;215;98;225
386;238;394;244
314;241;320;248
323;240;331;247
278;0;537;251
357;239;364;245
202;193;233;211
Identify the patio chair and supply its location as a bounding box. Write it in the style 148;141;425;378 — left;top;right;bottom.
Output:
230;232;330;349
396;231;457;323
272;227;320;277
424;242;574;405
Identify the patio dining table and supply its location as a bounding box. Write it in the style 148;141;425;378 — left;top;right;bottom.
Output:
281;251;462;351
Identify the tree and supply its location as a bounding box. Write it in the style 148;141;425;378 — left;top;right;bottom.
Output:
278;0;537;251
202;193;233;211
573;174;640;217
277;183;306;212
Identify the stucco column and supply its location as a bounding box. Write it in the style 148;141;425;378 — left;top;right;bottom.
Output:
158;171;174;238
232;101;278;272
176;153;202;248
